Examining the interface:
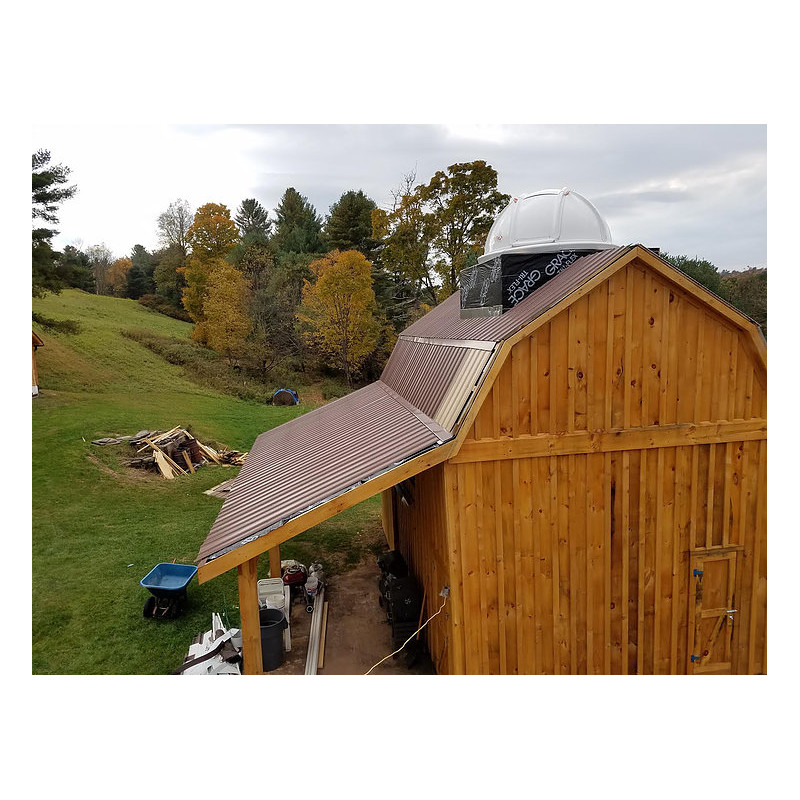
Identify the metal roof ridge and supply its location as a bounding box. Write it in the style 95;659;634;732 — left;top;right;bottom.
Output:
397;335;496;351
376;381;453;443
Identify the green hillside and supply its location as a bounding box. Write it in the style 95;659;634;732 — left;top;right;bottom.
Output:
32;290;381;674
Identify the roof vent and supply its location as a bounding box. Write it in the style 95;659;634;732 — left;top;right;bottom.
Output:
460;188;613;317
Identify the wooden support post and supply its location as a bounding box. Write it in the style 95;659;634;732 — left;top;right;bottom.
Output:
238;556;263;675
269;546;281;579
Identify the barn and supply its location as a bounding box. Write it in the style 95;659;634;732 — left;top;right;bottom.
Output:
195;191;767;675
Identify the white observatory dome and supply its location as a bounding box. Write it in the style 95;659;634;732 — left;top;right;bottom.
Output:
479;188;613;264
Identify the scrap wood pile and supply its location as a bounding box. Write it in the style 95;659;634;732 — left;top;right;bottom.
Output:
91;426;248;479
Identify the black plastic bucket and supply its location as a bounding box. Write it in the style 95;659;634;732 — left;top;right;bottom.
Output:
259;607;288;672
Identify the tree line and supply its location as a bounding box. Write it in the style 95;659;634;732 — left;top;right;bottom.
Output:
32;149;767;391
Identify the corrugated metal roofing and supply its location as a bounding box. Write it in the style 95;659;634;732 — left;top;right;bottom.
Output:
381;337;496;430
402;246;634;342
197;381;452;565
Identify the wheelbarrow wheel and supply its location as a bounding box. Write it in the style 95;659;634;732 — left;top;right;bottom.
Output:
143;596;157;618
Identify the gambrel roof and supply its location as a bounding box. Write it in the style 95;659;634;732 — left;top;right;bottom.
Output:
196;245;766;581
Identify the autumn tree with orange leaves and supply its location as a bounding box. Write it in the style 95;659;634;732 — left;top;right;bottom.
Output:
181;202;239;343
297;249;381;387
107;257;132;296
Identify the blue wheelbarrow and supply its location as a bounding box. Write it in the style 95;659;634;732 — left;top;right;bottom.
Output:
140;562;198;619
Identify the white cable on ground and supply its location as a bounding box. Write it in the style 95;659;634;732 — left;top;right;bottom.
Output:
365;594;448;675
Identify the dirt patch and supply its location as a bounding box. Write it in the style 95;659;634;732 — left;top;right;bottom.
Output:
267;557;435;675
85;453;159;484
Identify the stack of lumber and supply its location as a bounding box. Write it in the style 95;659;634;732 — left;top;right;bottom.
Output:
92;426;248;479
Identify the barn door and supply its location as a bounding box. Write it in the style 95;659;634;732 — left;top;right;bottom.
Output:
689;552;737;674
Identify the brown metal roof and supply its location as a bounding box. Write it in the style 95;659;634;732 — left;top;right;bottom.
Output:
401;246;634;342
197;381;452;565
381;337;495;430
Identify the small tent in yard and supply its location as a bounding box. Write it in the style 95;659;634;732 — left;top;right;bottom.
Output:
195;244;766;675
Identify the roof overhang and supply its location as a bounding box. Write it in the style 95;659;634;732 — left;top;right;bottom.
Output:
196;381;458;583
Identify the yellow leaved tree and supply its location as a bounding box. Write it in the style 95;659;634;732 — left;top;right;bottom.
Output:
203;263;252;364
297;249;380;387
181;203;239;343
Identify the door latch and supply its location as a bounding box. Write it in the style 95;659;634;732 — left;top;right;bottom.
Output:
691;655;701;662
693;569;704;577
726;608;738;621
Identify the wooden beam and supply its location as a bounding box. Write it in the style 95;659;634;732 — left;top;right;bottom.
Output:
269;546;281;579
197;441;455;583
450;419;766;464
238;556;263;675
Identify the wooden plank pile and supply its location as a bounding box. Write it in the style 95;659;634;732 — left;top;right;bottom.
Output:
93;426;248;479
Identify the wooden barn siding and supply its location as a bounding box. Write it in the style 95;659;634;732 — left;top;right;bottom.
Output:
442;260;766;674
392;464;454;674
467;261;766;441
444;440;765;675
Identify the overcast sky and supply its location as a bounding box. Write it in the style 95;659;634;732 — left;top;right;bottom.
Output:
32;124;766;270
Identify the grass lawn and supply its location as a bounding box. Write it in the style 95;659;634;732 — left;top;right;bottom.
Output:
32;290;383;674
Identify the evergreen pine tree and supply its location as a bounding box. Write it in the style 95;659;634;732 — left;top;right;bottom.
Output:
271;188;324;254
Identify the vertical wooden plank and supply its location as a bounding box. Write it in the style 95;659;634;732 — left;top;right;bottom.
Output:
238;556;263;675
514;336;532;437
705;444;716;549
268;546;281;580
694;314;708;423
458;463;479;674
683;301;700;425
474;462;490;673
586;452;605;673
482;462;500;673
673;447;690;673
621;451;631;673
568;454;579;673
733;338;749;419
497;352;513;439
627;451;641;673
537;322;551;434
585;283;607;431
708;321;723;422
551;312;569;433
748;440;766;673
499;459;518;673
636;452;647;675
744;362;754;419
727;330;738;421
512;459;527;673
623;264;635;429
556;456;571;675
532;459;545;672
611;268;627;429
604;279;615;430
722;442;733;547
573;455;588;673
603;452;613;674
525;334;535;437
443;463;465;674
493;461;507;675
573;296;589;431
549;455;562;674
539;458;555;674
658;282;673;425
518;457;535;673
653;448;664;673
